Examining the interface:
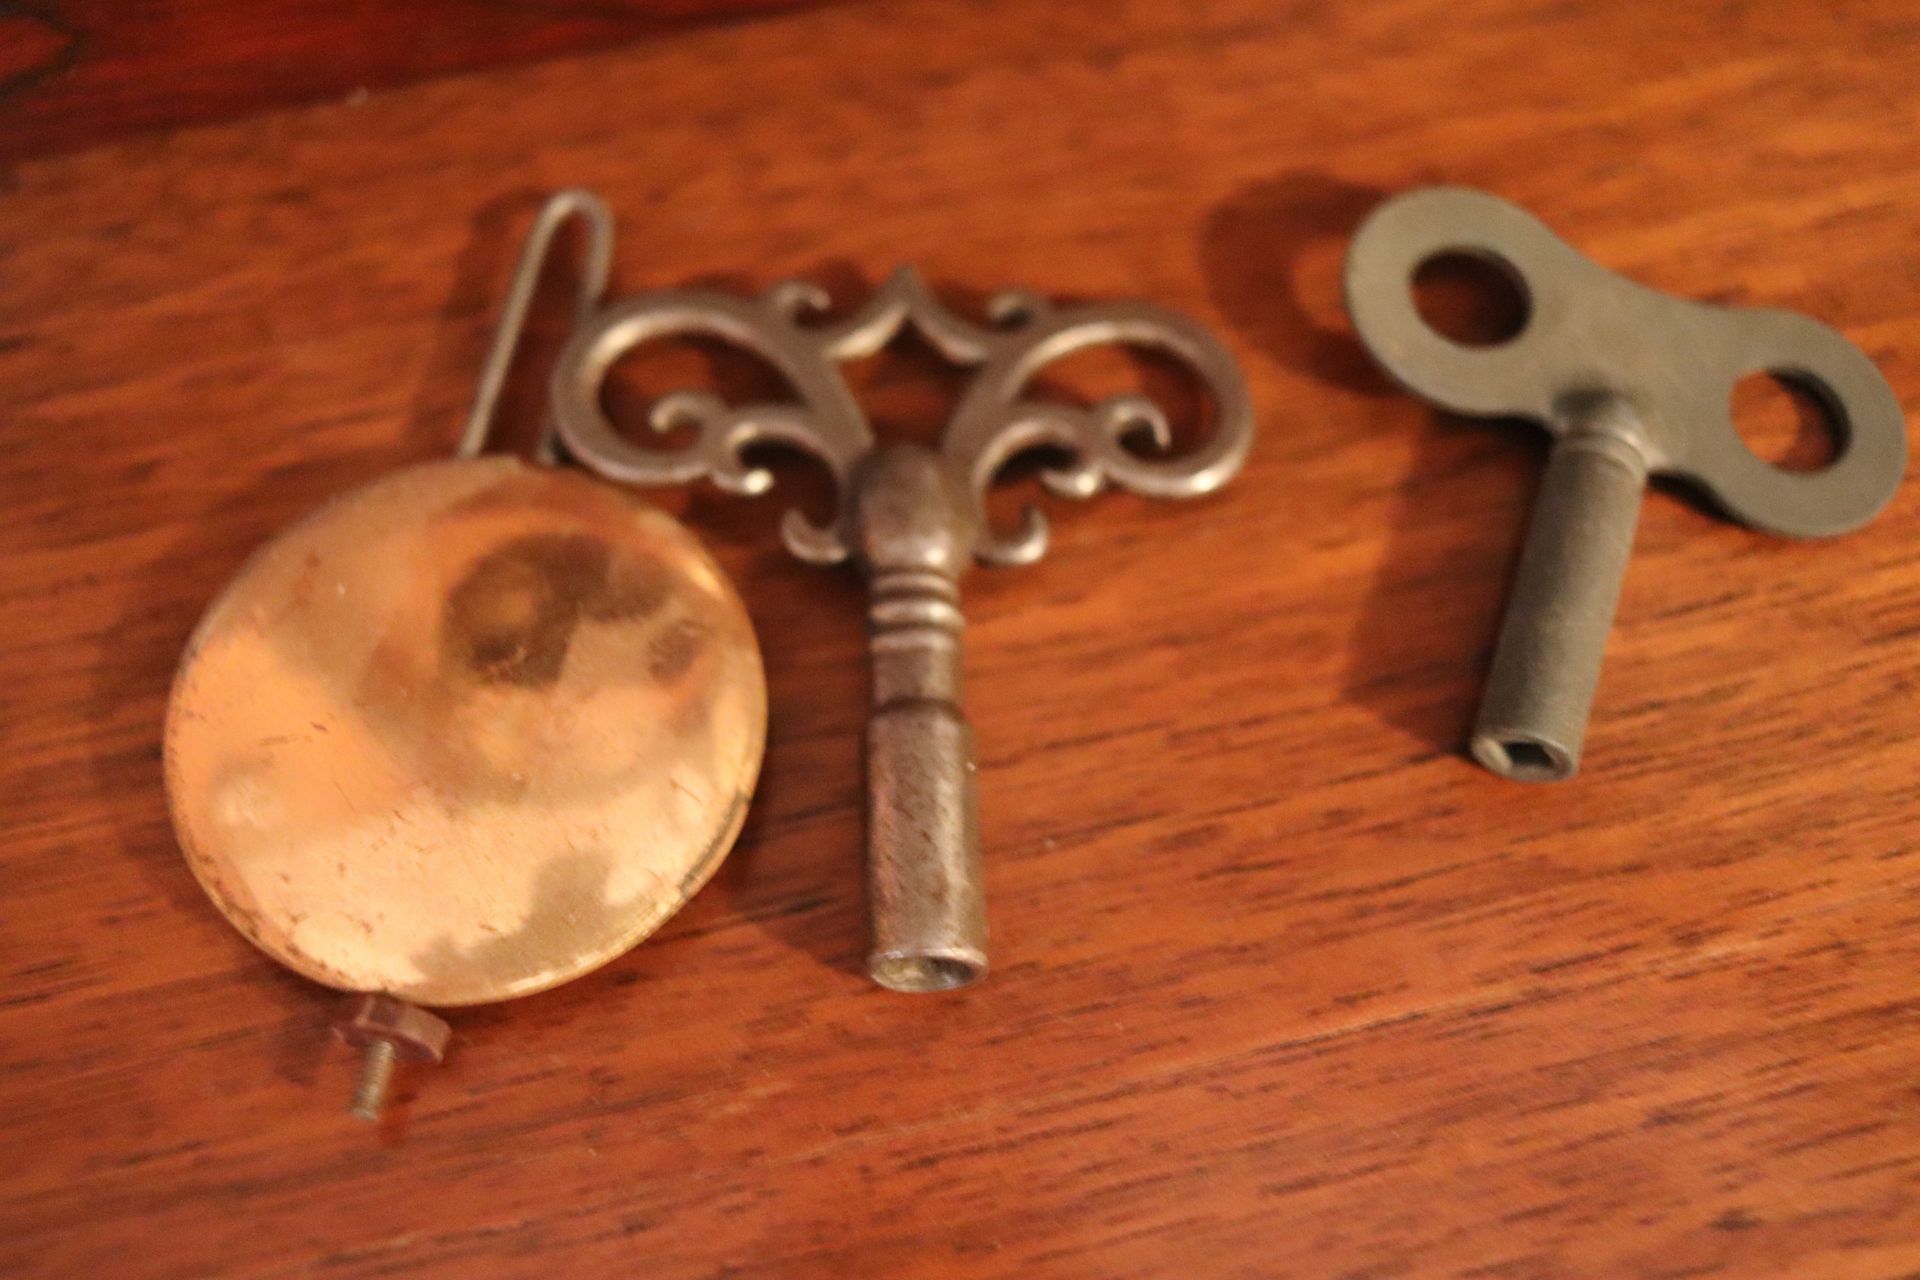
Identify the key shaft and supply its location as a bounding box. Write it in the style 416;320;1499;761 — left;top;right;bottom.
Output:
1473;411;1648;780
856;446;987;989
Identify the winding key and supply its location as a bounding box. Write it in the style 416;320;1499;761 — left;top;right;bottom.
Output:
1346;187;1905;781
552;269;1253;989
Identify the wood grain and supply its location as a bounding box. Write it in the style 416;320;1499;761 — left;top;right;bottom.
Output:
2;1;1918;1276
0;0;834;164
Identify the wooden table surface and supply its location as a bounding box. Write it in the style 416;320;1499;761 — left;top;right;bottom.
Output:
4;2;1918;1276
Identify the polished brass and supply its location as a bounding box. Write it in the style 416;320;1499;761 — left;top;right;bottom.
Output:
167;457;766;1004
163;191;767;1121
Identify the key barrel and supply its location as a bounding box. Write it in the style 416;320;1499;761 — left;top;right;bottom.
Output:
1472;408;1648;781
855;447;989;990
866;591;986;991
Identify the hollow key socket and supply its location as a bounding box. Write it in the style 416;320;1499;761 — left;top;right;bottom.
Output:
1346;187;1905;781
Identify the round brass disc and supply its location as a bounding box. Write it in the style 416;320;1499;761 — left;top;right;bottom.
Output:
164;458;766;1006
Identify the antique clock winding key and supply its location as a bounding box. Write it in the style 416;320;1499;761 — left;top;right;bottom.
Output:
1346;186;1905;781
165;192;767;1119
549;264;1254;990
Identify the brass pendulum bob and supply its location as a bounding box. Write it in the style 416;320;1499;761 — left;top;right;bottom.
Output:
163;192;768;1121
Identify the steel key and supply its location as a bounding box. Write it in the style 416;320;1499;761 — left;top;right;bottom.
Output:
551;267;1252;988
1346;187;1905;781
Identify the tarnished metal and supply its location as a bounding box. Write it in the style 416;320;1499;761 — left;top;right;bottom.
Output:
552;268;1254;990
164;191;767;1118
166;459;767;1004
457;188;615;464
334;994;452;1122
1346;186;1906;780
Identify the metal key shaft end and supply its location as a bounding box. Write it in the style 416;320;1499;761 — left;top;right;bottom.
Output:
1470;394;1650;782
334;994;451;1123
856;446;988;992
866;681;988;992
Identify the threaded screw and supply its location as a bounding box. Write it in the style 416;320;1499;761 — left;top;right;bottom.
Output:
350;1039;399;1122
333;994;451;1125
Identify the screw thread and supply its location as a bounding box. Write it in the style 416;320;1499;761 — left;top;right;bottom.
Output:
350;1039;398;1122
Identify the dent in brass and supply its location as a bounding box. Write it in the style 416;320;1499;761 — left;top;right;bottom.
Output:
164;457;767;1007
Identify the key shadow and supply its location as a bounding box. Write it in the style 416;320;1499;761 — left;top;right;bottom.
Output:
1199;171;1540;756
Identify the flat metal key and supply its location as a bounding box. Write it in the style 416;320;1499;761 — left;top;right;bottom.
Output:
1345;187;1905;782
550;267;1253;989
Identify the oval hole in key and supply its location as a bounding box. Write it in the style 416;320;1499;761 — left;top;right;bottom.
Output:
1730;371;1846;472
1411;250;1531;347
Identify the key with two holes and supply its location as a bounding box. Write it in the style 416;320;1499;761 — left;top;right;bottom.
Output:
1346;187;1906;781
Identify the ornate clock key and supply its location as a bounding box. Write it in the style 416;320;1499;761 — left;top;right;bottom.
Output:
549;266;1254;991
165;192;768;1120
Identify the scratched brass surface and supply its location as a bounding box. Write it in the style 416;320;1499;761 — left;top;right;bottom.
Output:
164;457;766;1006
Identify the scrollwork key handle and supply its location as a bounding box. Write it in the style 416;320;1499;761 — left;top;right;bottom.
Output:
553;267;1253;990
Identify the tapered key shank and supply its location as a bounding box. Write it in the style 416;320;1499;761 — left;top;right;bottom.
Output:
1472;420;1648;781
854;446;988;991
